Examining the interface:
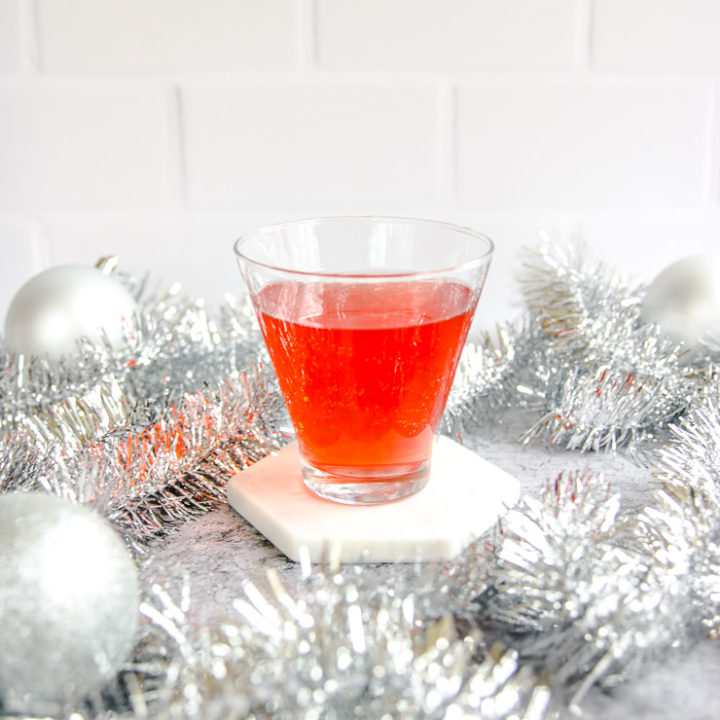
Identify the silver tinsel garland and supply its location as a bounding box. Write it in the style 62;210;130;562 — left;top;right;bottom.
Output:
449;240;702;451
2;244;720;720
0;264;288;551
131;565;551;720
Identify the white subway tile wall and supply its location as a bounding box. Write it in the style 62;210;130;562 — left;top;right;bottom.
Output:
0;81;173;211
182;81;437;209
314;0;579;70
0;0;23;73
592;0;720;71
0;0;719;329
0;219;42;318
456;78;713;209
35;0;296;74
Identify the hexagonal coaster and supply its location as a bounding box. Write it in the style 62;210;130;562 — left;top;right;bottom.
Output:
226;436;520;564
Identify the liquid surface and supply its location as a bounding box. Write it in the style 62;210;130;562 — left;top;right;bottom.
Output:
255;280;477;478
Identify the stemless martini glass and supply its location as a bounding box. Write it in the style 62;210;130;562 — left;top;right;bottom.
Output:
234;217;493;505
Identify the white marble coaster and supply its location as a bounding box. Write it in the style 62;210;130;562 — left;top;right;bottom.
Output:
226;435;521;564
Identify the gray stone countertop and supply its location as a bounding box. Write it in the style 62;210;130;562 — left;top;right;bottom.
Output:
142;414;720;720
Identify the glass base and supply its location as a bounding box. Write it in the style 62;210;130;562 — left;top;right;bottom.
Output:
301;460;430;505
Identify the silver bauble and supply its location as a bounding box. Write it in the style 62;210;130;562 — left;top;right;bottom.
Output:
4;264;138;358
640;254;720;351
0;492;139;712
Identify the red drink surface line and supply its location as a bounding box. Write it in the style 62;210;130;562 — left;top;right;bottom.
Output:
255;280;477;479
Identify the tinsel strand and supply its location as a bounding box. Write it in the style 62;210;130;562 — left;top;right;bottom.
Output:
0;263;284;550
475;386;720;708
130;564;553;720
438;241;701;453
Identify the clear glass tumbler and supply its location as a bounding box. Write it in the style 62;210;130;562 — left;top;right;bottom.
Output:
234;217;493;505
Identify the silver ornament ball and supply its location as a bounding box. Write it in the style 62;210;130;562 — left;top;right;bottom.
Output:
4;264;138;358
640;254;720;351
0;492;139;712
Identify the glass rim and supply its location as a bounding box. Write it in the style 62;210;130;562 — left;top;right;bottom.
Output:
233;215;494;280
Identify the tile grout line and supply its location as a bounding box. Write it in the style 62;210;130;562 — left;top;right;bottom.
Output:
573;0;594;72
21;0;41;74
706;78;720;207
295;0;316;71
170;84;189;210
22;1;48;269
434;80;457;210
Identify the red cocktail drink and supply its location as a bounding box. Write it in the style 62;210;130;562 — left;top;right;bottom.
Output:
256;280;476;479
235;217;492;504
